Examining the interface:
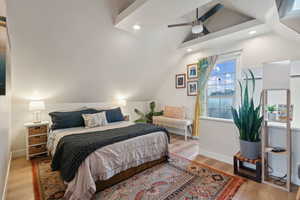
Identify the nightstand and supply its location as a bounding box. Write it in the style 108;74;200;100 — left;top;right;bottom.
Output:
24;121;49;160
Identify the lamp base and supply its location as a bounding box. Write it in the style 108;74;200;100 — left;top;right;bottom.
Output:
32;111;42;124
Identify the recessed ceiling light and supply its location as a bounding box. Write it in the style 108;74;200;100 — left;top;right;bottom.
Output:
133;24;141;30
249;30;257;35
187;48;193;52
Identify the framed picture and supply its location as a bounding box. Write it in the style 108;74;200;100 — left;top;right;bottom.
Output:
187;81;198;96
187;63;198;79
175;74;186;88
0;16;7;96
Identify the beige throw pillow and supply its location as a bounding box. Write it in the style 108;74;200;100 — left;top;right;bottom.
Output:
163;106;185;119
82;112;108;128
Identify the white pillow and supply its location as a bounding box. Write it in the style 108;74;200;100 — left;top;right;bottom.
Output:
82;112;108;128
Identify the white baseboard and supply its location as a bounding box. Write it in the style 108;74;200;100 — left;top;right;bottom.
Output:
198;147;233;165
12;149;26;158
2;152;12;200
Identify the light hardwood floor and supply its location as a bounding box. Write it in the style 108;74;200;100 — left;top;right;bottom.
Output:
6;134;297;200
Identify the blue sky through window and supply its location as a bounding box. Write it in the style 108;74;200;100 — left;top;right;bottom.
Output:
208;60;236;86
205;59;236;119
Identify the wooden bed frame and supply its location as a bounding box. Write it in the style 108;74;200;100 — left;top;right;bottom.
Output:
95;156;168;192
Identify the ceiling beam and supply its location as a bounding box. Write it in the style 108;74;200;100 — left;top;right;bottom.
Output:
115;0;216;32
180;19;271;50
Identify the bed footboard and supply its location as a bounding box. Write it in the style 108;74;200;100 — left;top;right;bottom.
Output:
95;156;168;192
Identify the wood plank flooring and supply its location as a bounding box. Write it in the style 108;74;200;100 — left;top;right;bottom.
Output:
6;134;297;200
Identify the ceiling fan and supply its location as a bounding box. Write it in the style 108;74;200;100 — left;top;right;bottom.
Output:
168;3;224;35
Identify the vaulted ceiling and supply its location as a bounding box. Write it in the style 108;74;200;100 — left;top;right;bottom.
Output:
6;0;300;103
116;0;300;50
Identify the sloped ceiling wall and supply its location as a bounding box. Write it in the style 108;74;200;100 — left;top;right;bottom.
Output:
7;0;188;103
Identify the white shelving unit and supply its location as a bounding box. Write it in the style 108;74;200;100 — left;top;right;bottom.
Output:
261;89;292;192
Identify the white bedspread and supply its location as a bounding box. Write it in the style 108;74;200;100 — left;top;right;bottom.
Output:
48;122;169;200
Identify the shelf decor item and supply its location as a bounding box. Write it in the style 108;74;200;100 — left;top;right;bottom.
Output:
231;69;263;160
277;104;293;121
266;105;277;121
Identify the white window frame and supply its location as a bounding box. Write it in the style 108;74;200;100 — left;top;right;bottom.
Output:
202;53;241;120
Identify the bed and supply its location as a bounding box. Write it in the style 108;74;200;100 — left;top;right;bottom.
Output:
47;111;169;200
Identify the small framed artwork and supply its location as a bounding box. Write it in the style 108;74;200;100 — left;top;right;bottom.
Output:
187;63;198;79
187;81;198;96
175;74;186;89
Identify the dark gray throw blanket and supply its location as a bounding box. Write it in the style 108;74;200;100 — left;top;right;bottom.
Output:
51;123;169;182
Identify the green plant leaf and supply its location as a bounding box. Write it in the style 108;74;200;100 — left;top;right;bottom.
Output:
134;108;145;117
248;69;255;98
150;101;155;113
134;119;147;123
238;80;243;105
134;102;163;124
231;69;262;142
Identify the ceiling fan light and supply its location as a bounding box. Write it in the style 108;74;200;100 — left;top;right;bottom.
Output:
192;24;203;34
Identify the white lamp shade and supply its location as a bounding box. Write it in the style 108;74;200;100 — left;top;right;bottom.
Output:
29;101;45;111
117;99;127;107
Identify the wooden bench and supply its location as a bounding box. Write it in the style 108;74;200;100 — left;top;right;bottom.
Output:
153;106;192;141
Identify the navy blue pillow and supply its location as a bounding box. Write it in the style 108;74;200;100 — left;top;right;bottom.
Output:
49;109;99;130
105;107;124;123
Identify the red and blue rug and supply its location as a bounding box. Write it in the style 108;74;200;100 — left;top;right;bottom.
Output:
32;153;245;200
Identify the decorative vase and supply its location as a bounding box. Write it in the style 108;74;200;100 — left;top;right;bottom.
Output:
267;112;277;121
240;140;261;160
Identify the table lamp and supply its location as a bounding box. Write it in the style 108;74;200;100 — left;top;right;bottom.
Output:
29;101;45;123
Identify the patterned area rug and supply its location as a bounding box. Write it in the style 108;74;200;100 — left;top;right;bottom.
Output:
31;153;245;200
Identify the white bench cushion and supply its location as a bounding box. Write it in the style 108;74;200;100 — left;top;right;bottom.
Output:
153;116;192;129
164;106;185;119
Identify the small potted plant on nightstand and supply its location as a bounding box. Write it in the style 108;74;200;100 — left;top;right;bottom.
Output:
231;70;263;160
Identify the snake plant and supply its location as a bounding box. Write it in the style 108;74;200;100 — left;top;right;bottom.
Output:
134;101;163;123
231;69;263;142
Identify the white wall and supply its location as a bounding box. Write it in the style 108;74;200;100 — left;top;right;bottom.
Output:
7;0;188;103
154;32;300;185
6;0;189;155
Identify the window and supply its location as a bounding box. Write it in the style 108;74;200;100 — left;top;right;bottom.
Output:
204;59;236;119
293;0;300;10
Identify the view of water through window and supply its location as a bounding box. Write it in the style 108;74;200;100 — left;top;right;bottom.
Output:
205;59;236;119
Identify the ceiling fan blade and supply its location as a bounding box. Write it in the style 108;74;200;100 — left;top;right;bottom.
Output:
202;25;210;35
198;3;224;22
168;22;193;28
